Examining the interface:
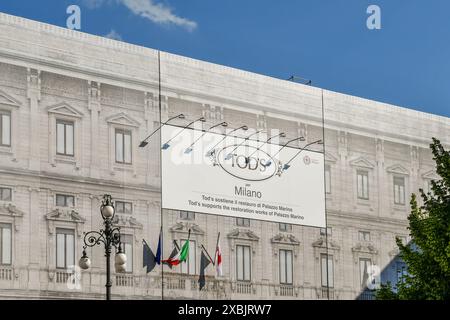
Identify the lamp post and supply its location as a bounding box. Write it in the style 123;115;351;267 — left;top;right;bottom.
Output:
78;194;125;300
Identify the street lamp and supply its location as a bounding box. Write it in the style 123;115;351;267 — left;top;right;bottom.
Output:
264;136;305;167
206;125;248;157
139;113;185;148
79;194;125;300
282;139;323;170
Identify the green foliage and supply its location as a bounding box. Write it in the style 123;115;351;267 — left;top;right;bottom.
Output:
376;138;450;300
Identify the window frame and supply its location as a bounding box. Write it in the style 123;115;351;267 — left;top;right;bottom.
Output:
180;211;195;220
359;258;372;288
279;249;293;285
358;231;371;242
236;218;250;227
56;119;75;157
321;253;334;288
0;187;12;202
55;194;75;208
0;110;11;147
55;228;75;270
121;234;134;273
393;176;406;205
357;170;369;200
236;244;251;282
115;128;132;165
115;201;133;214
0;223;12;265
279;223;292;232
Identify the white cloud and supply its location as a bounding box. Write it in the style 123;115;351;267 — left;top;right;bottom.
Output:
105;29;123;40
84;0;197;31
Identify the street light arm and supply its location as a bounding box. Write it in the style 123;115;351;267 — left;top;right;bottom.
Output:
283;140;323;169
248;132;286;158
225;130;264;159
162;117;206;149
139;113;185;148
185;121;228;154
83;230;107;247
206;125;248;156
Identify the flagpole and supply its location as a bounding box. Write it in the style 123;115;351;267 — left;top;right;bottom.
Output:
213;232;220;265
201;245;214;264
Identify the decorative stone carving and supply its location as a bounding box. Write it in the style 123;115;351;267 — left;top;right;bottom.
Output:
351;243;378;255
45;208;85;223
349;156;375;169
0;203;24;217
112;214;143;229
0;203;24;231
105;112;140;127
0;89;22;107
169;222;204;235
312;237;340;250
45;208;85;236
47;101;84;118
227;229;259;241
386;164;409;176
271;233;300;246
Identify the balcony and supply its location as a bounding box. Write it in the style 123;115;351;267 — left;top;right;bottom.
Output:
236;282;253;295
279;285;294;297
116;274;134;287
0;266;12;281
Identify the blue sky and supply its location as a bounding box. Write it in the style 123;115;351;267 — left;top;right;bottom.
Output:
1;0;449;117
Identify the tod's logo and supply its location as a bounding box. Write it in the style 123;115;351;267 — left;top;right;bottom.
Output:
211;144;282;181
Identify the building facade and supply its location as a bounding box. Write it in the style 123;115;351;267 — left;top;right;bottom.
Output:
0;13;449;300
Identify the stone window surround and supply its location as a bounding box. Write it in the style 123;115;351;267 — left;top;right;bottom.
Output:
106;112;140;177
0;89;21;161
47;102;84;170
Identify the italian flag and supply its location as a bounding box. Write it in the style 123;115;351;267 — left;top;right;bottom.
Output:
215;239;222;277
163;240;189;266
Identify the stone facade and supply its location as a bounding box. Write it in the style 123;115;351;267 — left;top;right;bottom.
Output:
0;13;449;300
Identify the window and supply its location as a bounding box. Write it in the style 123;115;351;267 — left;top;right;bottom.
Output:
180;239;196;275
121;234;133;273
56;229;74;269
359;258;372;287
0;111;11;147
0;187;12;201
0;224;12;265
56;194;75;207
115;129;132;164
325;165;331;194
279;249;293;285
320;227;332;236
236;245;251;281
279;223;292;232
236;218;250;227
357;170;369;200
321;254;334;288
115;201;132;214
393;176;405;205
359;231;371;242
396;262;407;284
180;211;195;220
56;120;74;156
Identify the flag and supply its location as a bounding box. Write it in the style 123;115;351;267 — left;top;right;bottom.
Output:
142;240;157;273
162;240;180;269
198;250;212;290
215;239;223;277
163;239;189;266
155;230;162;265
